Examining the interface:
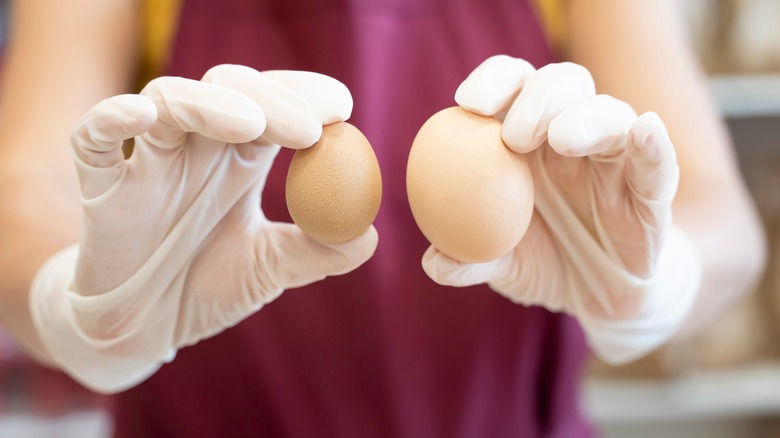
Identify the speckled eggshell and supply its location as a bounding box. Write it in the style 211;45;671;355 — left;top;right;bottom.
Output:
406;107;534;263
286;122;382;244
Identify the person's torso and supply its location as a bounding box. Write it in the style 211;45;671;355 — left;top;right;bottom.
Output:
113;1;591;437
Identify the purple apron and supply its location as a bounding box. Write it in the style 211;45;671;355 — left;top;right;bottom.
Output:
112;0;593;436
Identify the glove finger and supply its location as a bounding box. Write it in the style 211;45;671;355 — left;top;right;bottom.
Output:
261;223;378;291
454;55;536;116
502;62;596;153
139;76;267;149
627;112;679;203
547;95;638;158
71;94;157;199
261;70;353;125
202;65;322;149
546;95;637;209
421;246;499;287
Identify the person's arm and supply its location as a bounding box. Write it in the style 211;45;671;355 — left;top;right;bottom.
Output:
0;0;140;363
564;0;767;337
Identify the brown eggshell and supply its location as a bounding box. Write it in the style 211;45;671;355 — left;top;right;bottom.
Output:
286;122;382;244
406;107;534;263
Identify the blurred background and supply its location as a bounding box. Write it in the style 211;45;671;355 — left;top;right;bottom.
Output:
0;0;779;437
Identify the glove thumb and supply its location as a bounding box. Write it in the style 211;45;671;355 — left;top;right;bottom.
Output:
261;222;378;290
421;246;501;287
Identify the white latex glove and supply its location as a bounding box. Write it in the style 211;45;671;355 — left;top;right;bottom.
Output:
30;65;378;393
423;55;702;364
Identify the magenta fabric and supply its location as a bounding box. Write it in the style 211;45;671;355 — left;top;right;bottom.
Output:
111;0;593;436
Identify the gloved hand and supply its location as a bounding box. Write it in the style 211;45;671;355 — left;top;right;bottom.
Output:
30;65;378;393
423;55;702;364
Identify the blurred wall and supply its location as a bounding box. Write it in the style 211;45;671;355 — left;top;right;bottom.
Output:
685;0;780;74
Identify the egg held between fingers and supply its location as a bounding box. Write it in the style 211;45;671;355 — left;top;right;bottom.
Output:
286;122;382;244
406;107;534;263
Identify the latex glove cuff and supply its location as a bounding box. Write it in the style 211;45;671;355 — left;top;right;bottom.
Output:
30;244;176;393
573;226;702;365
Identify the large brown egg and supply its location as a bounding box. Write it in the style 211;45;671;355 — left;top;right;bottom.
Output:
286;122;382;244
407;107;534;263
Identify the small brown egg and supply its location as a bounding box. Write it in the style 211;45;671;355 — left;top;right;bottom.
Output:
286;122;382;244
407;107;534;263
